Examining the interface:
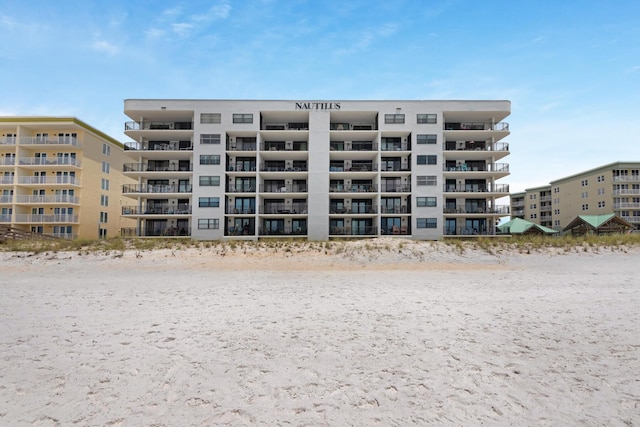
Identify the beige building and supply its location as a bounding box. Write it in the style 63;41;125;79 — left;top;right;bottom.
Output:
0;117;134;239
123;99;511;240
510;161;640;231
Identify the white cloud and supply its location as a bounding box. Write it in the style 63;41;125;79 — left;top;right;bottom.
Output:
0;14;16;28
92;40;119;55
145;28;166;38
172;22;194;37
192;2;232;22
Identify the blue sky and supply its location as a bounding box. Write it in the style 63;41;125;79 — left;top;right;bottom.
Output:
1;0;639;192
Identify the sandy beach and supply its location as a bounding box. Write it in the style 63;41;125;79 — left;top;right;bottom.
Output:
1;239;639;426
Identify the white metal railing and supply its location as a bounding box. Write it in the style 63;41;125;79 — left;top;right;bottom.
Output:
0;137;17;145
17;157;82;167
17;176;80;185
15;195;80;204
19;136;80;146
613;176;640;182
13;214;79;223
613;189;640;195
613;202;640;209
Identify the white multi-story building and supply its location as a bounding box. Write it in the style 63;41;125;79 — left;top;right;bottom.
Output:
122;99;511;240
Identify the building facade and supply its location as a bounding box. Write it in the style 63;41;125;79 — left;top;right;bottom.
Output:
0;117;134;239
510;161;640;231
123;99;511;240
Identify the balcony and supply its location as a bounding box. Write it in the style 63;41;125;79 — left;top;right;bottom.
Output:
443;205;510;215
18;157;81;167
15;195;80;204
260;184;307;193
124;141;193;151
443;184;510;193
122;205;192;215
613;202;640;209
18;136;81;147
443;226;498;236
262;122;309;131
259;164;308;172
259;226;307;236
122;184;192;194
0;214;11;222
1;137;16;145
329;205;377;214
0;196;12;203
123;163;193;172
329;141;377;151
443;141;509;152
0;158;16;166
613;175;640;182
17;176;80;186
260;203;307;214
225;208;256;215
13;214;79;223
120;227;192;237
444;163;509;172
125;121;193;131
380;205;410;214
444;122;509;131
329;163;378;172
330;122;376;131
1;176;14;184
329;184;377;193
613;189;640;196
329;226;378;236
227;185;256;193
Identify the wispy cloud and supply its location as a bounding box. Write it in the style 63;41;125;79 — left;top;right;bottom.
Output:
92;40;119;55
147;1;231;40
0;14;16;28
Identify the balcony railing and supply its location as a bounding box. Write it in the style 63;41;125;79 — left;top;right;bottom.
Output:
259;203;308;214
443;226;498;236
330;122;377;131
1;177;14;184
444;122;509;131
123;163;193;172
613;202;640;209
444;163;509;172
330;163;379;172
120;227;192;237
125;121;193;131
226;208;256;215
15;195;79;204
227;142;257;151
329;142;377;151
227;185;256;193
17;176;80;185
259;164;308;172
613;189;640;196
380;205;409;214
259;184;307;193
0;214;11;222
17;136;81;147
13;214;79;223
18;157;81;167
443;184;510;193
0;158;16;165
329;226;378;236
613;176;640;182
443;205;510;215
124;141;193;151
381;143;409;152
122;184;192;194
329;184;377;193
259;226;307;236
443;142;509;152
0;196;12;203
262;122;309;131
380;185;411;192
0;137;17;145
329;206;377;214
122;205;192;215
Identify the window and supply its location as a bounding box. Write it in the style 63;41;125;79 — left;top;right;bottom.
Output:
417;218;437;228
598;201;606;208
581;179;588;186
101;178;110;191
417;197;437;207
417;155;437;165
232;113;253;124
200;134;221;144
384;114;405;124
417;114;437;124
199;176;220;186
198;218;219;229
200;155;220;165
99;212;108;223
530;213;537;219
199;197;220;207
581;191;588;199
200;113;221;124
100;195;109;207
582;204;589;210
102;144;111;156
101;161;110;174
416;134;437;144
417;176;436;186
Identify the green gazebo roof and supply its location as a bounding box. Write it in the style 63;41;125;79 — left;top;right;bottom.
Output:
498;218;557;235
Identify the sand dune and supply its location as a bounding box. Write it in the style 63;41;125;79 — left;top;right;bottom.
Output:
1;240;638;425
